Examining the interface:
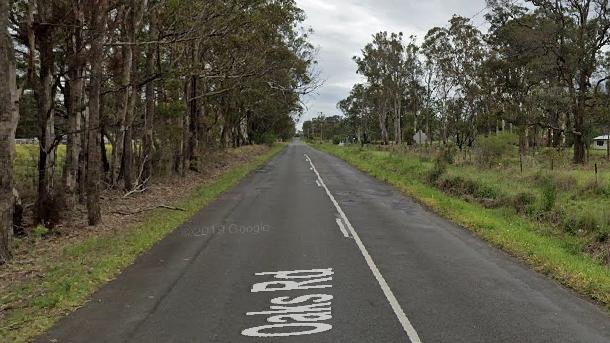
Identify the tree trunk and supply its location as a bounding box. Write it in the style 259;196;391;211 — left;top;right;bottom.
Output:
110;44;131;185
86;0;109;226
180;80;189;176
79;106;89;204
188;74;199;170
142;44;155;182
378;99;389;145
0;0;18;264
34;32;57;225
62;16;84;206
123;82;137;190
394;96;401;145
100;125;110;174
573;103;586;164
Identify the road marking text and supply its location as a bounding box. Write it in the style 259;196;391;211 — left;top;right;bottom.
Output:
242;268;334;338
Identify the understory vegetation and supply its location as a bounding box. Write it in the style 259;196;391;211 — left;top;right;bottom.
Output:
315;142;610;310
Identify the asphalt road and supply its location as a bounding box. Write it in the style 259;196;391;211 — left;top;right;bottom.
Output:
37;140;610;342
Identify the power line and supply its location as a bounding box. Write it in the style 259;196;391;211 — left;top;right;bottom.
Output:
469;3;491;22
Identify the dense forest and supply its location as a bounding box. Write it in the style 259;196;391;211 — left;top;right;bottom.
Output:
303;0;610;162
0;0;317;264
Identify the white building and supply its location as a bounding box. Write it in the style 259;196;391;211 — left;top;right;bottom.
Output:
413;130;428;145
593;135;610;150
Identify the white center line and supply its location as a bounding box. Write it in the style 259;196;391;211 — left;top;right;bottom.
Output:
335;218;350;238
304;153;422;343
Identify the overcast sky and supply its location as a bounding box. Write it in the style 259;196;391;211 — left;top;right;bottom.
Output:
294;0;487;129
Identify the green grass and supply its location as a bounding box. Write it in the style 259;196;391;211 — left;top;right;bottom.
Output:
314;143;610;311
13;144;114;191
0;144;285;343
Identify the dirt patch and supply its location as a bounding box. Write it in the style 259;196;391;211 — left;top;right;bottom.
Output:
0;145;269;317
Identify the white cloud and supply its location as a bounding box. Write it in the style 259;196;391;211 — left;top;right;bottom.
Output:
295;0;486;129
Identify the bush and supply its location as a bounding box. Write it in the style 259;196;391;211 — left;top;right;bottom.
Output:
32;225;49;237
511;191;536;214
561;211;599;235
436;174;498;202
427;158;447;184
439;142;457;164
252;132;277;146
332;135;342;145
474;132;517;168
530;171;576;192
541;177;557;211
595;226;610;243
36;194;64;229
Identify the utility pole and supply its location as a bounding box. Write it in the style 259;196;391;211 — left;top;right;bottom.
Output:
319;112;325;142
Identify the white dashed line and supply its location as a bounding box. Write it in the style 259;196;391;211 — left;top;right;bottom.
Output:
335;218;350;238
304;153;422;343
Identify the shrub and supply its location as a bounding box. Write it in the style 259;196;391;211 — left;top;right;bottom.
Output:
596;226;610;243
474;182;497;199
439;142;457;164
332;135;342;145
436;174;498;202
32;225;49;237
541;177;557;211
530;171;576;192
511;191;536;214
561;211;599;235
427;158;447;184
474;132;517;168
36;194;64;229
253;132;277;146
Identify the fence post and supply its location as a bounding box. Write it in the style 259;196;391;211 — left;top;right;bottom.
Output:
520;154;523;174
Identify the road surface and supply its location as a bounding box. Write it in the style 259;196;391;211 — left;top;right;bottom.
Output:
37;141;610;342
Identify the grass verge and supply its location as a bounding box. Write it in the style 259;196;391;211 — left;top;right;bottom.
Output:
314;143;610;310
0;144;285;343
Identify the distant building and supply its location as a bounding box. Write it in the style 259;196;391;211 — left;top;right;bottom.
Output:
413;130;427;145
15;138;39;145
593;135;610;150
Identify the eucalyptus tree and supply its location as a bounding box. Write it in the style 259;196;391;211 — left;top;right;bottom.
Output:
354;32;391;144
9;0;64;224
422;16;485;148
485;2;547;155
422;26;455;143
528;0;610;163
338;83;376;143
109;0;147;190
354;32;419;144
85;0;110;225
446;16;486;148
